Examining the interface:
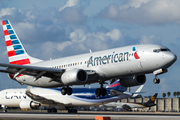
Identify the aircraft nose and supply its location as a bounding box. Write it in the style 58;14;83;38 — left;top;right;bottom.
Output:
164;53;177;67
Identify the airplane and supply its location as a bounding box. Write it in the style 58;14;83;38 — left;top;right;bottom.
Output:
100;93;158;111
0;20;177;96
0;80;143;113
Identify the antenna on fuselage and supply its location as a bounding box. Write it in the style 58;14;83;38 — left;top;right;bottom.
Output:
89;49;92;53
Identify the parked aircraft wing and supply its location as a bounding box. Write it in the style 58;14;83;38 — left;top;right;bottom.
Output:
109;90;132;96
25;86;67;105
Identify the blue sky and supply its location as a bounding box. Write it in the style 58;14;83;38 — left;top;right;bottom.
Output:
0;0;180;98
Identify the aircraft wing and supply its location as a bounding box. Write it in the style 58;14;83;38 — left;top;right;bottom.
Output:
25;86;66;105
0;63;95;81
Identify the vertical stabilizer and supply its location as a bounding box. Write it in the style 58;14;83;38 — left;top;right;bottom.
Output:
106;80;127;92
145;93;158;104
2;20;42;65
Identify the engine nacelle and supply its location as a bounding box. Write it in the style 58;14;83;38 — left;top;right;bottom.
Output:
19;100;40;109
120;75;146;87
61;68;88;85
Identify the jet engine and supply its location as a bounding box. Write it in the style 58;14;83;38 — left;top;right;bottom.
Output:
19;100;40;109
61;68;88;85
120;75;146;87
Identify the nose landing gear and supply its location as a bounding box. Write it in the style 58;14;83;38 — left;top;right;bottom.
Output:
153;75;160;84
153;68;167;84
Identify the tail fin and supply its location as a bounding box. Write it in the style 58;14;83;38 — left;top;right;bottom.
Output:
2;20;42;65
106;80;127;92
145;93;158;105
132;85;144;97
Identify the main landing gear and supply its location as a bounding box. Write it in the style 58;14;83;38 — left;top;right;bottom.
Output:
68;108;77;113
95;82;107;97
47;108;57;113
2;105;7;113
61;86;73;95
153;75;160;84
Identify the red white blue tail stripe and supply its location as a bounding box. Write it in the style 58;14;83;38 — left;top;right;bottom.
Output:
2;20;31;65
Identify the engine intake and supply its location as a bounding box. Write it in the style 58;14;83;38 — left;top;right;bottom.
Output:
61;68;88;85
120;75;146;87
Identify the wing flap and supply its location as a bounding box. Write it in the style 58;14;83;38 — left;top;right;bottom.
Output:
0;63;64;78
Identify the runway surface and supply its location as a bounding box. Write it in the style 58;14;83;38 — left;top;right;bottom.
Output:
0;111;180;120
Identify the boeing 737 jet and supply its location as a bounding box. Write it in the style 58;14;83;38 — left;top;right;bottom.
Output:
0;20;177;96
0;80;143;113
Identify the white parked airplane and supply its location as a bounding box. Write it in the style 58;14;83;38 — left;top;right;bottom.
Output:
100;93;158;111
0;80;142;113
0;20;177;96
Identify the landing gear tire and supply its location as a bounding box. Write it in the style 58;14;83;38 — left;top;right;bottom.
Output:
68;109;77;113
95;88;107;96
61;87;73;95
153;78;160;84
95;88;101;96
101;88;107;96
67;88;73;95
47;108;57;113
3;110;7;113
61;87;67;95
47;109;52;113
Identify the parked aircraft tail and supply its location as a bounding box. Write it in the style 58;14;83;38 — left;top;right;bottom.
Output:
132;85;144;97
143;93;158;107
2;20;42;65
106;80;127;92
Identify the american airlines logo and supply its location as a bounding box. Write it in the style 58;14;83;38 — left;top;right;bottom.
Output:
87;52;129;67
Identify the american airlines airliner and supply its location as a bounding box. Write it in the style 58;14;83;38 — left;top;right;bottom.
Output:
0;20;177;96
0;80;143;113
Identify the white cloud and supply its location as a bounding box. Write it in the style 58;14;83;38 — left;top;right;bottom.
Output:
61;7;86;24
106;29;122;41
57;41;72;51
120;0;150;9
70;28;122;43
70;29;86;42
17;22;34;29
0;7;16;18
59;0;79;11
98;0;180;25
139;35;161;44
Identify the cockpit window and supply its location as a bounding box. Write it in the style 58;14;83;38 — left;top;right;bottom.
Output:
153;48;171;53
161;48;171;51
153;49;161;53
